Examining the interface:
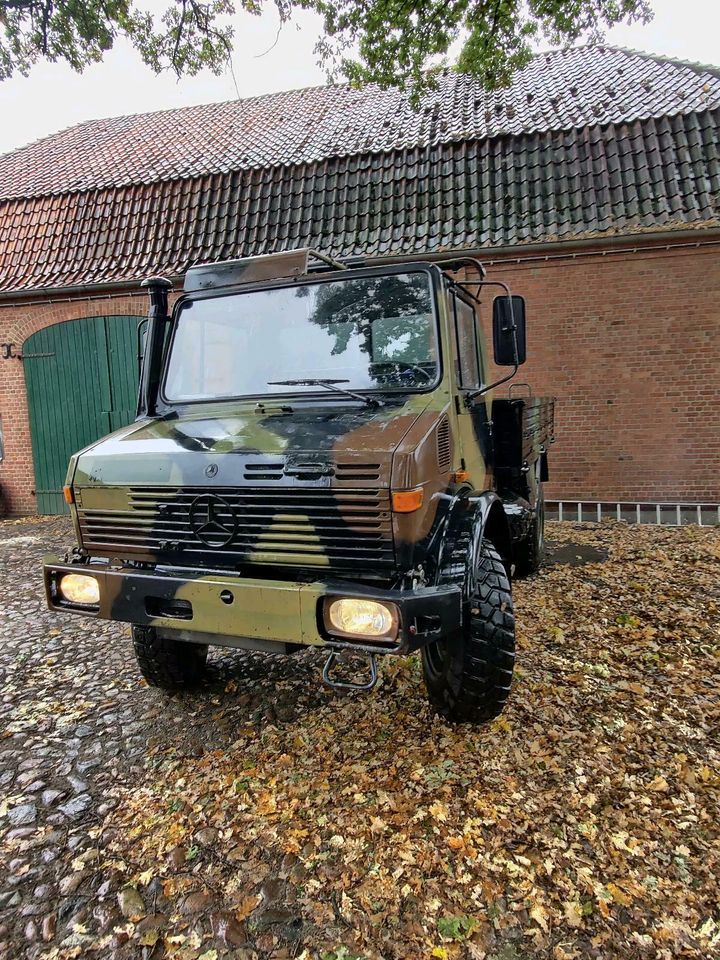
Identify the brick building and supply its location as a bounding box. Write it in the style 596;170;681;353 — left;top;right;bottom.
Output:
0;45;719;517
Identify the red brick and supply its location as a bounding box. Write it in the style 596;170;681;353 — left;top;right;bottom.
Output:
1;240;719;514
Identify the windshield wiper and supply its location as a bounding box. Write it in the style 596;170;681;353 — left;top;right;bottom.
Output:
267;379;382;408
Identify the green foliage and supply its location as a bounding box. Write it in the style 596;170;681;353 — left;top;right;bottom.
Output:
437;913;479;941
616;613;641;626
321;948;366;960
0;0;652;88
303;0;651;94
0;0;239;80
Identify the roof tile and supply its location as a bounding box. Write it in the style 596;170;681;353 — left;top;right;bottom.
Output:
0;105;717;293
1;45;720;202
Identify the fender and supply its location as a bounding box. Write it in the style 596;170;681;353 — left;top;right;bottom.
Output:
468;491;513;578
433;488;513;588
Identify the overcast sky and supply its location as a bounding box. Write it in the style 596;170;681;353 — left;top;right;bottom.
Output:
1;0;718;156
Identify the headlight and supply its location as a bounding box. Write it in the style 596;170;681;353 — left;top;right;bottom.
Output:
58;573;100;605
325;598;398;639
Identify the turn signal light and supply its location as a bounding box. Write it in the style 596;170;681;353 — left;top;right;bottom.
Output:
63;485;74;505
391;487;424;513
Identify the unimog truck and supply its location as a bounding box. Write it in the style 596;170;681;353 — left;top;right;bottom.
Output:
43;249;554;723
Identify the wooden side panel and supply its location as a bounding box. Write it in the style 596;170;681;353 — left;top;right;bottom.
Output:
492;397;555;472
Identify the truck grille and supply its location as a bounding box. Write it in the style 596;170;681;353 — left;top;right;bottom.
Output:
77;486;394;569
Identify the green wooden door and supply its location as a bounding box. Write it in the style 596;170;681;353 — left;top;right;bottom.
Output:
24;315;142;514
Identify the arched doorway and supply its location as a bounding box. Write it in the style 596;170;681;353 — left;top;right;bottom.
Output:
24;315;143;514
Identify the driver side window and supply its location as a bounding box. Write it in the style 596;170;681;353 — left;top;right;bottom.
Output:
453;296;481;389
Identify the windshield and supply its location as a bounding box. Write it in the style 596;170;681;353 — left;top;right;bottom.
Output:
163;270;438;402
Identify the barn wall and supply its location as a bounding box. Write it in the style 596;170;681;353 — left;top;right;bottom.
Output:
0;294;147;515
480;241;720;504
0;238;719;515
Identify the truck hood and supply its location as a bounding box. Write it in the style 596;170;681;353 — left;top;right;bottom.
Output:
72;399;431;488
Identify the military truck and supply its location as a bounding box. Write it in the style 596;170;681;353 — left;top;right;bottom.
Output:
43;249;554;723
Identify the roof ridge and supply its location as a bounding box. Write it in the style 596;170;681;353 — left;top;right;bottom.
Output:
4;44;719;165
0;80;352;162
587;42;720;80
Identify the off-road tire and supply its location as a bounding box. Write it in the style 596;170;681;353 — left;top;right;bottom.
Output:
422;541;515;723
514;481;545;578
132;626;208;690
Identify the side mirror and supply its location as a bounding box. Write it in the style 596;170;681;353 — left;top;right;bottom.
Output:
492;295;526;366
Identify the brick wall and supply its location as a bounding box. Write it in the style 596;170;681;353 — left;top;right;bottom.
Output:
480;241;720;503
0;239;718;515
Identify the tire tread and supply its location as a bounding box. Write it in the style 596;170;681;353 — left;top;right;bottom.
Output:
132;626;207;690
423;541;516;724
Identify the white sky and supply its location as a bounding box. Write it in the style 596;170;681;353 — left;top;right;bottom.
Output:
0;0;717;156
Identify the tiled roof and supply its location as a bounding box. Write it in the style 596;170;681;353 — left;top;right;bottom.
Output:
1;108;718;293
1;45;720;201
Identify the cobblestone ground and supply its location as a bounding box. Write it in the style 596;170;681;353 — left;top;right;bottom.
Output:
1;518;718;960
0;517;330;958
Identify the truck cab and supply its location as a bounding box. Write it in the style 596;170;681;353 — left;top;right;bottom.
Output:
44;249;554;723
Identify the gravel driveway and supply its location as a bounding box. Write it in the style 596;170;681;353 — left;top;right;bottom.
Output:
1;517;718;960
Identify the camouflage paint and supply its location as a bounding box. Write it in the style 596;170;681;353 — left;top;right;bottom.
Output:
45;257;554;655
45;561;327;644
68;384;456;575
44;557;462;651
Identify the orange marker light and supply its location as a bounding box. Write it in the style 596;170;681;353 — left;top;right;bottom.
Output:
452;469;470;484
391;487;424;513
63;485;74;505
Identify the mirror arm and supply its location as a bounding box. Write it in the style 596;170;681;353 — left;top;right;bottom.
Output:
465;363;519;403
443;257;486;305
447;277;482;306
461;279;522;393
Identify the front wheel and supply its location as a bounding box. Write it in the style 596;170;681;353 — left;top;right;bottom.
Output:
422;541;515;723
132;626;208;690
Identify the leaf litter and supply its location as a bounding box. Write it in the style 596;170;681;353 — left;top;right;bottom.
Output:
11;521;720;959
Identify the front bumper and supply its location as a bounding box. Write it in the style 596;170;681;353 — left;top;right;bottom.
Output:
43;556;461;654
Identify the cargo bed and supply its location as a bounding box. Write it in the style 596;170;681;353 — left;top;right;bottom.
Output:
492;395;555;489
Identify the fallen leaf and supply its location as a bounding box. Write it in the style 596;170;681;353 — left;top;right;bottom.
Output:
530;903;550;932
235;895;260;921
564;902;583;928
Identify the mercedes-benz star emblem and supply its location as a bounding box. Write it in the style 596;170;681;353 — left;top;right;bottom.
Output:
189;494;237;548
